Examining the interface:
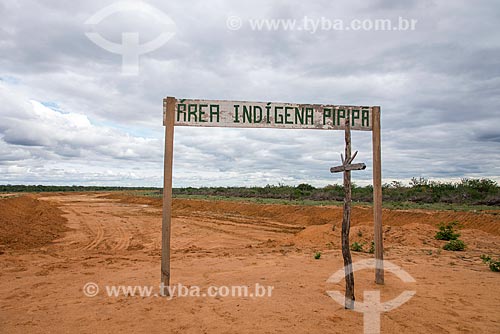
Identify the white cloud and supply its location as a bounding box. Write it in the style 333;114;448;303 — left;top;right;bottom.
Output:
0;83;164;186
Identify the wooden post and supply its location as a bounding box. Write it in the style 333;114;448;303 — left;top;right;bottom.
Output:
161;96;175;295
342;114;355;309
372;106;384;284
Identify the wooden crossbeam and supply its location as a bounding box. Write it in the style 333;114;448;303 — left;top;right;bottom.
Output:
330;163;366;173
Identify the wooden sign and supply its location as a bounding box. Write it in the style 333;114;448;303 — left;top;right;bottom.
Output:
160;96;384;296
164;99;374;131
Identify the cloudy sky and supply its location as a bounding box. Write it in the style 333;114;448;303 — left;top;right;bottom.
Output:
1;0;499;187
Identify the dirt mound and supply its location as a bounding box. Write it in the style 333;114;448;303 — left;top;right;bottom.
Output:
383;223;440;248
111;194;500;236
104;193;500;236
287;223;441;250
0;195;69;251
286;224;339;248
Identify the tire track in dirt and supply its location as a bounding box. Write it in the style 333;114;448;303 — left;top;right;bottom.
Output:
79;217;135;252
181;212;305;233
179;215;303;234
175;214;297;245
82;219;106;251
185;219;264;242
113;223;131;251
39;195;138;253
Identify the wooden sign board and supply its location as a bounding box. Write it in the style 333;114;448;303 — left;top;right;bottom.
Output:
160;97;383;294
164;99;373;131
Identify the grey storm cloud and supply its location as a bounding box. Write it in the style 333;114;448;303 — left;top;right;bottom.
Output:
0;0;499;186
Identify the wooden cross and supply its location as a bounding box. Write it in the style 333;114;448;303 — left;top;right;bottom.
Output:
330;114;366;310
330;153;366;173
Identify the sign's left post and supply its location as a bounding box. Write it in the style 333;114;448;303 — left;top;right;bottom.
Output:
161;96;176;296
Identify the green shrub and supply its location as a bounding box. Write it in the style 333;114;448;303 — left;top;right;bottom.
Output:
435;221;461;241
297;183;315;192
443;239;466;251
480;254;491;262
351;242;364;252
489;261;500;272
314;252;321;260
368;241;375;254
480;254;500;272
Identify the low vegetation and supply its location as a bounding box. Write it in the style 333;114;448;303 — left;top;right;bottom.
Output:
480;255;500;272
0;185;157;192
368;241;375;254
443;239;466;251
1;178;499;209
172;178;499;206
435;221;467;251
435;221;461;241
350;241;364;252
348;241;374;254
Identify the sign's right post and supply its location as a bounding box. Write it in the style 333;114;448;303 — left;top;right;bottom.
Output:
372;106;384;284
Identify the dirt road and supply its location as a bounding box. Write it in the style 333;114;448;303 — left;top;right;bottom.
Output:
1;193;499;333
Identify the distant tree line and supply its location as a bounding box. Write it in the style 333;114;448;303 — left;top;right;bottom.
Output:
0;185;159;193
1;178;498;206
172;178;499;205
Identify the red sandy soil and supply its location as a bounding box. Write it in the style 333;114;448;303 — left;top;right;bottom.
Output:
0;195;69;251
0;193;499;333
